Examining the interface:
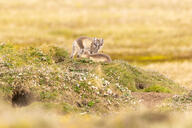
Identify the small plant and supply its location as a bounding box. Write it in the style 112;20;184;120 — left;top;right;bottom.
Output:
74;86;80;93
88;101;95;107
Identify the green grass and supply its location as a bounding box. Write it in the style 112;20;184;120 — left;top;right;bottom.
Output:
88;101;95;107
102;61;183;93
103;63;137;91
144;85;171;93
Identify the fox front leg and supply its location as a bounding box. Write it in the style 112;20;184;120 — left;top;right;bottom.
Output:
70;46;77;58
77;49;84;58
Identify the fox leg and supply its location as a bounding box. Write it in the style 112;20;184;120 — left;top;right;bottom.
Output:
77;49;84;58
70;51;77;58
70;45;77;58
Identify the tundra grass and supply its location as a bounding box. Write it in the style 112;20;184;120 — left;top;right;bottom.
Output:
0;44;185;114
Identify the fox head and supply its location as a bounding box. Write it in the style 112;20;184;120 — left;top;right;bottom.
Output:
81;51;90;58
91;37;104;54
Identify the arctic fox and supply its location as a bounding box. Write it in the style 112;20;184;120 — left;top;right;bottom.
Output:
70;36;104;58
81;51;112;63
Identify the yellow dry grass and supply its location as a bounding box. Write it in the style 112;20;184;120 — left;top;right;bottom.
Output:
143;61;192;89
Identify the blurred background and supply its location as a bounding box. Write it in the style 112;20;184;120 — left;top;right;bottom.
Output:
0;0;192;87
1;0;192;59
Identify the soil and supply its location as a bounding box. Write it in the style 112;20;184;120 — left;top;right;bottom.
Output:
132;92;172;107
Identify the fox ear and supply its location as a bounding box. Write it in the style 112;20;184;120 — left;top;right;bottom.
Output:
93;38;97;45
92;37;97;43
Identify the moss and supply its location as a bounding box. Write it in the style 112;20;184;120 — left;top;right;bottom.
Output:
144;85;171;93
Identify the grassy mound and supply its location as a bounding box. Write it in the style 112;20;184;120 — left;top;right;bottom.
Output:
0;44;185;113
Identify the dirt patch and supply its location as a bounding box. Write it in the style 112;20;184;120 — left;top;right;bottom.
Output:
132;92;172;107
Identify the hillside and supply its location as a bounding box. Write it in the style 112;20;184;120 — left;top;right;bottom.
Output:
0;44;185;114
